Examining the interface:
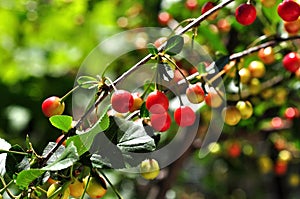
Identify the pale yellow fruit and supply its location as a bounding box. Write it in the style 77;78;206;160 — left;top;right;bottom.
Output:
140;159;160;180
222;106;242;126
236;100;253;119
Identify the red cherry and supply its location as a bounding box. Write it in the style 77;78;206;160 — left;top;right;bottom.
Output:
284;107;300;119
186;83;205;104
42;96;65;117
235;3;257;26
158;12;172;25
185;0;198;11
56;134;66;146
227;142;241;158
277;0;300;22
111;90;134;113
174;106;196;127
283;52;300;72
274;160;288;176
150;113;171;132
146;91;169;114
201;2;218;20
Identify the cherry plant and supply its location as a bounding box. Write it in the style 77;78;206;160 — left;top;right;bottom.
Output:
0;0;300;198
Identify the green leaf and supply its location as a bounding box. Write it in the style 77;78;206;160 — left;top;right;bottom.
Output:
77;76;99;89
67;108;110;156
109;117;156;152
0;138;11;176
164;35;184;55
44;142;79;171
90;154;112;169
16;142;79;189
147;43;159;55
140;103;149;118
49;115;73;132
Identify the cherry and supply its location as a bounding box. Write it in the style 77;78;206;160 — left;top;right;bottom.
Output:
42;96;65;117
150;112;171;132
111;90;134;113
222;106;242;126
56;134;67;146
129;93;143;112
284;19;300;34
174;106;196;127
258;47;276;64
186;83;205;104
235;3;257;26
201;2;219;20
248;60;266;78
277;0;300;22
238;68;251;84
283;52;300;72
185;0;198;11
236;100;253;119
69;179;84;198
274;160;288;176
47;183;70;199
284;107;300;119
146;91;169;114
158;12;172;25
83;176;107;199
204;92;223;108
227;142;241;158
140;159;160;180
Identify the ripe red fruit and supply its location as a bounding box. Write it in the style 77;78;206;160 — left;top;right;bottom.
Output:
56;134;67;146
150;112;171;132
227;142;241;158
258;47;276;64
174;106;196;127
146;91;169;114
158;12;172;25
186;83;205;104
201;2;218;20
111;90;134;113
42;96;65;117
284;19;300;34
277;0;300;22
282;52;300;72
284;107;300;119
185;0;198;11
235;3;257;25
274;160;288;176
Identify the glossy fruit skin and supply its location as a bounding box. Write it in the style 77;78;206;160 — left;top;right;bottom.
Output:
186;83;205;104
236;100;253;119
235;3;257;25
248;60;266;78
69;179;85;198
284;18;300;34
277;0;300;22
111;90;134;113
174;106;196;127
42;96;65;117
146;91;169;114
201;2;218;20
238;68;251;84
47;183;70;199
283;52;300;72
284;107;300;119
129;93;143;112
83;176;107;199
185;0;198;10
56;134;67;146
222;106;242;126
258;47;276;64
150;112;171;132
140;159;160;180
158;12;172;25
205;92;223;108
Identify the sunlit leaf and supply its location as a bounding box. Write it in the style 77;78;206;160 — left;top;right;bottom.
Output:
49;115;73;132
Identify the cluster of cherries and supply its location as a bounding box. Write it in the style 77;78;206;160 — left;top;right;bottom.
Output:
111;89;197;132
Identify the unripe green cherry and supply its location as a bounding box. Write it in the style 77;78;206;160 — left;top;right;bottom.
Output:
140;159;160;180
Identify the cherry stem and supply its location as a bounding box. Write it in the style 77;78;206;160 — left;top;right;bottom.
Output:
60;85;79;103
105;76;118;92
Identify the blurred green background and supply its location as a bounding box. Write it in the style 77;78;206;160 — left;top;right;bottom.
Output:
1;0;300;198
